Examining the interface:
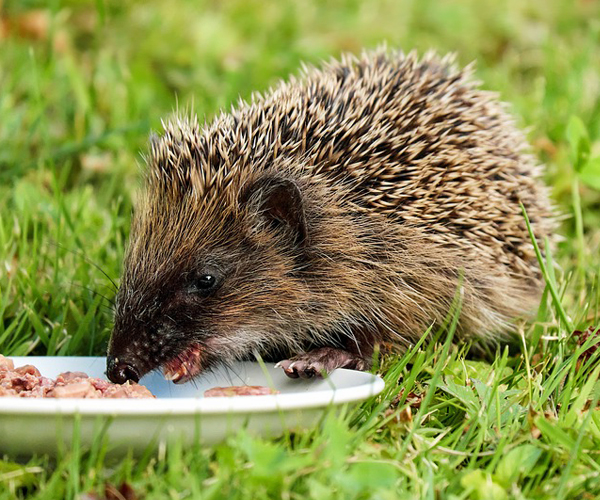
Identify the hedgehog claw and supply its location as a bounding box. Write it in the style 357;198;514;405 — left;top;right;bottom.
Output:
278;347;368;379
277;359;300;378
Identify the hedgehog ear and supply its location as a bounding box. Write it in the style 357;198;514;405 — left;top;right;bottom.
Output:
241;176;308;246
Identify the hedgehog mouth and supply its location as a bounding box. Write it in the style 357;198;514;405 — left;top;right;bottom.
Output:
162;344;204;384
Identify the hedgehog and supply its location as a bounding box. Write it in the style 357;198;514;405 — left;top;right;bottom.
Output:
106;49;554;384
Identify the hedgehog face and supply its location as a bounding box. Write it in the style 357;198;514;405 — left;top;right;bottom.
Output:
106;175;309;384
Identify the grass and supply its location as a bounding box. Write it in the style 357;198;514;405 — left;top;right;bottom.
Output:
1;0;600;498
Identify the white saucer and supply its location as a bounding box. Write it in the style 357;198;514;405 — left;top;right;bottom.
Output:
0;356;384;455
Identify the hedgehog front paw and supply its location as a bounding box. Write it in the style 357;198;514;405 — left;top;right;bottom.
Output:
276;347;368;379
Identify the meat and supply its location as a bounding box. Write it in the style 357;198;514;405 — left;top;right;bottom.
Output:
0;355;14;370
204;386;279;397
0;355;154;398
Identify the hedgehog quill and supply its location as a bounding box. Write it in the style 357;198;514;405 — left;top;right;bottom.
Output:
106;49;554;384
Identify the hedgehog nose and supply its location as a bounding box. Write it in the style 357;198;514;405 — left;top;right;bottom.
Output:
106;355;140;384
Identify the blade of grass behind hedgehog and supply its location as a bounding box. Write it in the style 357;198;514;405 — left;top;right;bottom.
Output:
521;203;572;331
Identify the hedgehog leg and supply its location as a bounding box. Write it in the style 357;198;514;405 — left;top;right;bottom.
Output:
276;348;370;379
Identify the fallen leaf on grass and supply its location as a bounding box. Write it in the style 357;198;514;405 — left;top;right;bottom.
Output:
80;482;139;500
389;388;422;409
0;8;69;51
382;388;423;425
573;326;600;369
533;136;558;158
530;424;542;440
81;153;113;174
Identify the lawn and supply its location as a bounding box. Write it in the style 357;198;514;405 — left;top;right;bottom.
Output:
1;0;600;498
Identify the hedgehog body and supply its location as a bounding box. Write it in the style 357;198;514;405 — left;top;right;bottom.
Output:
107;49;553;383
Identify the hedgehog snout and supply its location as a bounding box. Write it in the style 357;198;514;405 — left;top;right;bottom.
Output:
106;355;141;384
106;324;157;384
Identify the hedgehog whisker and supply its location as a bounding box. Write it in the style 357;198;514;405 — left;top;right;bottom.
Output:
48;240;118;292
68;281;116;308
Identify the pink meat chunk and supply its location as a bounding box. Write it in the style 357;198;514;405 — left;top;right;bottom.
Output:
0;355;15;371
101;382;155;399
56;371;89;383
0;355;155;399
204;385;279;397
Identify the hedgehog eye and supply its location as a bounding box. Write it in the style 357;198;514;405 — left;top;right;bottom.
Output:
191;274;217;295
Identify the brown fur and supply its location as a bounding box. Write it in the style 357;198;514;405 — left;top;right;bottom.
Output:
108;48;554;381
